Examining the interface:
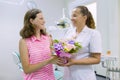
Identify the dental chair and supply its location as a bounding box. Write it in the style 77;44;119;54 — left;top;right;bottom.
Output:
11;51;63;80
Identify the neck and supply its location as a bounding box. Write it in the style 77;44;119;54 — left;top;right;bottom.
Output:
76;22;85;33
35;30;41;39
76;25;85;33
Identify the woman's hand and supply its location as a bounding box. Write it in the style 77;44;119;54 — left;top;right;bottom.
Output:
63;58;75;67
57;57;75;67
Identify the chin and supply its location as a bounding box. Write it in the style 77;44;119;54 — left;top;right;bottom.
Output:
72;24;77;27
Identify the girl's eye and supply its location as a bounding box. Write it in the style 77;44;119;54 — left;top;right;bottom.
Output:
39;18;43;20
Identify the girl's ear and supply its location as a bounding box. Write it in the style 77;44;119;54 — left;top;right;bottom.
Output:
30;18;34;24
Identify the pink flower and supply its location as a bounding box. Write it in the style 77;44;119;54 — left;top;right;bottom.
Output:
52;39;82;64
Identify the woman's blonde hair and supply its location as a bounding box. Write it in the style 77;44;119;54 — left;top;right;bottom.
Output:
76;6;95;29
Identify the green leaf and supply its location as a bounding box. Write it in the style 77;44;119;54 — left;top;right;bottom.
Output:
53;39;59;43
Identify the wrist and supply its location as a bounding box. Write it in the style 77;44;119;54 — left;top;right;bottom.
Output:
71;59;76;65
47;57;53;64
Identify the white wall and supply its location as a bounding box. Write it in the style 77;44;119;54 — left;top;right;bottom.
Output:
97;0;120;57
0;0;120;79
117;0;120;58
96;0;120;76
0;0;65;80
98;0;120;76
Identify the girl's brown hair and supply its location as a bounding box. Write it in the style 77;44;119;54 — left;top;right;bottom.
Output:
20;9;46;38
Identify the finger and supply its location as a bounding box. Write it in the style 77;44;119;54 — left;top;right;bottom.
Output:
57;63;64;66
64;63;71;66
57;62;65;66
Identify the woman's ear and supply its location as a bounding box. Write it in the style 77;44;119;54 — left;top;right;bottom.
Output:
84;15;87;21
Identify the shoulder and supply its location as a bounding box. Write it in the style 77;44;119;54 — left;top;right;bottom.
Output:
42;34;51;40
42;34;53;45
19;38;26;44
46;33;52;38
92;29;101;37
87;27;101;36
87;28;101;40
19;38;27;48
19;38;29;47
42;34;52;43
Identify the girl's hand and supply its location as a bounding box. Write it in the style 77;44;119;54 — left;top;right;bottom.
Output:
56;57;75;67
49;55;60;64
57;57;68;66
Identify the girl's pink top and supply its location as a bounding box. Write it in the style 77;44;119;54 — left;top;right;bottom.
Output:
24;35;55;80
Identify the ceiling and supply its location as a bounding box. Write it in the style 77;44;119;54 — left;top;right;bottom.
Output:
0;0;25;5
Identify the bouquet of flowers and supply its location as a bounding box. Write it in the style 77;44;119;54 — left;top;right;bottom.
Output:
51;39;82;63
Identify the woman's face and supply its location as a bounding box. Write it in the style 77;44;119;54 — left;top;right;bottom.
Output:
30;13;45;30
71;8;86;27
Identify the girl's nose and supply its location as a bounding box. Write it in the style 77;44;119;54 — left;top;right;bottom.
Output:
43;20;45;24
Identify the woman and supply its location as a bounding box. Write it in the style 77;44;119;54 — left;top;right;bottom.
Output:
61;6;102;80
19;9;59;80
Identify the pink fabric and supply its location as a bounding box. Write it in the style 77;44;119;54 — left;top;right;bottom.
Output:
24;35;55;80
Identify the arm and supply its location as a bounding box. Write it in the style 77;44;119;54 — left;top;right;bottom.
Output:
19;39;58;74
65;53;101;66
63;31;102;66
48;34;54;53
74;53;101;65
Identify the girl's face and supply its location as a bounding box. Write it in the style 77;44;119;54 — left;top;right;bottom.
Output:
30;13;45;30
71;8;86;27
